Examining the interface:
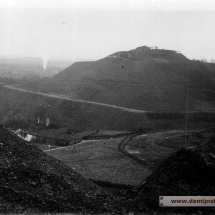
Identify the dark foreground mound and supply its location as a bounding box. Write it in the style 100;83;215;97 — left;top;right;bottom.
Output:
134;148;215;214
0;126;125;214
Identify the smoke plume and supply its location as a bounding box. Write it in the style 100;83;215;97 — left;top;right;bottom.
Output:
42;55;48;72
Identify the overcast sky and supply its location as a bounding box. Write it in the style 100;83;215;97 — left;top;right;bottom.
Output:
0;0;215;61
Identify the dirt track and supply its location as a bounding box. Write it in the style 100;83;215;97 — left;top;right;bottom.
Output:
4;85;148;114
4;85;204;114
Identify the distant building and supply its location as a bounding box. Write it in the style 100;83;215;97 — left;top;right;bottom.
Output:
36;130;56;144
70;130;98;144
35;129;98;146
36;130;72;146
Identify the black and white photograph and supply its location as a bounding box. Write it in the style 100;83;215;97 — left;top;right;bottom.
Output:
0;0;215;214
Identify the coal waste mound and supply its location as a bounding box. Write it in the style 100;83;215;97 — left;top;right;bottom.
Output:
134;148;215;214
0;126;126;214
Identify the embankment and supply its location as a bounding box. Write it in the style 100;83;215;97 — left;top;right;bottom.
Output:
0;86;214;131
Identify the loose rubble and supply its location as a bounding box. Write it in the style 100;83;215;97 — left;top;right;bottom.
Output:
1;124;215;214
0;126;127;214
133;147;215;214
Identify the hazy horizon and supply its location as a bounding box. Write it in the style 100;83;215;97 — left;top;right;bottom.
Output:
1;0;215;62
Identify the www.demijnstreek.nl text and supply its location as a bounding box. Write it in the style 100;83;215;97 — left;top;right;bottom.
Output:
171;199;215;204
159;196;215;207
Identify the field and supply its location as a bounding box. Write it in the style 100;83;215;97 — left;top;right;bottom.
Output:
43;129;204;186
45;137;152;185
125;130;202;169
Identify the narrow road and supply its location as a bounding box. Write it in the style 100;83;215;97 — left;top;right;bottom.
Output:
4;85;208;114
4;85;148;114
43;140;99;152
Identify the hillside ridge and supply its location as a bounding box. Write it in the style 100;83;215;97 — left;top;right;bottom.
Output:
108;46;189;63
13;46;215;112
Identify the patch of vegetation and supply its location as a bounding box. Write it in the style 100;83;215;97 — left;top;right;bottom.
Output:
188;113;215;122
131;127;144;133
46;122;61;129
143;127;153;133
146;112;185;120
154;122;174;130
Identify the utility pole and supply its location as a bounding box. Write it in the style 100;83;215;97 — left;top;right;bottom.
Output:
185;61;189;148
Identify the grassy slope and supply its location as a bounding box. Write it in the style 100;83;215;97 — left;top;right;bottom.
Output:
126;130;202;169
1;86;215;131
0;87;149;131
45;138;152;185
